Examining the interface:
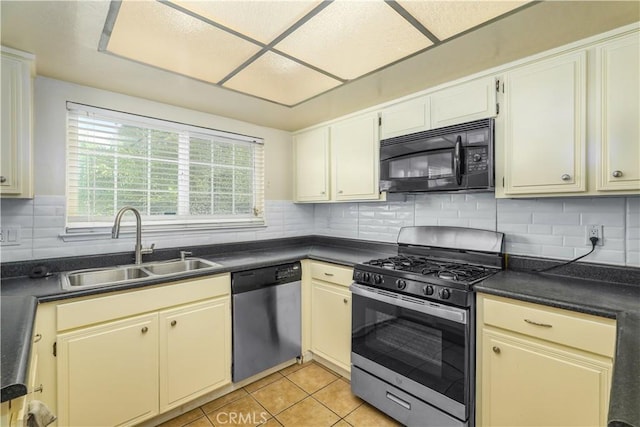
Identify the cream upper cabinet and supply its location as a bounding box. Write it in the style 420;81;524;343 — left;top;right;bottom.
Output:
309;261;353;373
293;112;382;203
379;96;431;140
293;127;330;202
477;294;616;427
1;46;34;198
159;298;231;412
430;77;498;128
595;32;640;192
331;112;380;201
56;275;231;426
502;51;587;195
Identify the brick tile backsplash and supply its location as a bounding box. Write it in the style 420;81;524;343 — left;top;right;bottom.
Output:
1;194;639;267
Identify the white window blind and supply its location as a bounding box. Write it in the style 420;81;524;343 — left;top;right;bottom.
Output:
66;102;264;231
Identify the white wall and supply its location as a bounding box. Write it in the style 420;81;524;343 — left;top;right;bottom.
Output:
314;193;640;268
0;77;312;262
1;77;638;267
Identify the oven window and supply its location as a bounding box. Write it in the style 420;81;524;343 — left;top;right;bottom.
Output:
388;151;453;179
352;294;468;405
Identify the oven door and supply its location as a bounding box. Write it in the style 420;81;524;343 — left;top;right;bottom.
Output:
350;283;471;421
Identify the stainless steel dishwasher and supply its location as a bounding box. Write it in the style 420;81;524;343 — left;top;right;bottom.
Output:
231;261;302;382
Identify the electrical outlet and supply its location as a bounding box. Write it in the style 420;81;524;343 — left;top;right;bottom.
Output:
0;226;21;246
586;225;604;246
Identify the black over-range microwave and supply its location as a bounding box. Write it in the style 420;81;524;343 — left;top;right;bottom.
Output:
379;118;494;193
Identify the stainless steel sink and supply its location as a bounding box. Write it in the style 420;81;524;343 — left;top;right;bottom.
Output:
61;257;222;290
143;258;221;275
63;266;151;289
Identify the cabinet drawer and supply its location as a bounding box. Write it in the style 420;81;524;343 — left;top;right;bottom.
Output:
481;295;616;357
310;261;353;287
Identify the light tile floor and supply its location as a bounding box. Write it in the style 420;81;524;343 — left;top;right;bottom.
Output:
159;361;401;427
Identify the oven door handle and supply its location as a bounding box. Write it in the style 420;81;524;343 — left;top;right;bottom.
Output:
350;283;467;324
454;135;463;185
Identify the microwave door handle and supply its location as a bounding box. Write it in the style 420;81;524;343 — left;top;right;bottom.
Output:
454;135;462;185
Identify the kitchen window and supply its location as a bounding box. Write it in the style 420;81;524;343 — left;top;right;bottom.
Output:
65;102;264;233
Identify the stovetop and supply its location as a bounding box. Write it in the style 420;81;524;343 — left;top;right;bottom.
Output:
362;255;498;284
352;226;505;308
353;254;501;308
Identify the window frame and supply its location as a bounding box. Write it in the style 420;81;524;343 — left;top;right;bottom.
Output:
64;102;265;235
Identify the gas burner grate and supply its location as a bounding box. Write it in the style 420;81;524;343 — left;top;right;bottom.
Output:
363;256;497;284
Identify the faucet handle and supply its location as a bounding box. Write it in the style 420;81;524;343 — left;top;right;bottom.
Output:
141;243;155;255
180;250;193;261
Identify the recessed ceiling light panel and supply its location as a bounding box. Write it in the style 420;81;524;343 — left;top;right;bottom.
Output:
224;51;342;106
106;0;262;84
397;0;530;41
274;0;433;80
172;0;323;44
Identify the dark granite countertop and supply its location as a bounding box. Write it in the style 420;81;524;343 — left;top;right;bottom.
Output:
1;238;638;427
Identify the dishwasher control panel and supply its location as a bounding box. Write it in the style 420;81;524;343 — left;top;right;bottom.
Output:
231;261;302;294
276;263;301;281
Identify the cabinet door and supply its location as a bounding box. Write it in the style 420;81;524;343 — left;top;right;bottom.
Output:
0;50;32;197
503;51;586;195
311;281;351;371
380;96;431;140
481;330;612;427
431;77;498;128
595;33;640;192
293;127;330;202
331;113;380;201
159;298;231;411
57;314;159;427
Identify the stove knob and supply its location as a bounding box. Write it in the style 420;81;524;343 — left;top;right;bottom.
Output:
396;279;406;290
423;285;434;296
473;153;482;162
354;271;362;281
439;288;451;299
363;272;371;283
374;274;383;284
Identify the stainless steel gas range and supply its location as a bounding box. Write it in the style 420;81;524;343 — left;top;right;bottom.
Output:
350;226;504;427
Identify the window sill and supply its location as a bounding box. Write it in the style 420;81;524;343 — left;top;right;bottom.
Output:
60;221;266;242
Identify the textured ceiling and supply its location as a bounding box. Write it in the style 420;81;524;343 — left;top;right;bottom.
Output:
1;1;639;131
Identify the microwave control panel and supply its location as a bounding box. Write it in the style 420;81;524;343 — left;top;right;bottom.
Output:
465;146;489;173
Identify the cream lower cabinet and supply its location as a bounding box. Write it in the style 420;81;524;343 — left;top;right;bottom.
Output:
477;294;616;427
309;261;353;372
56;275;231;427
57;314;159;426
159;299;230;412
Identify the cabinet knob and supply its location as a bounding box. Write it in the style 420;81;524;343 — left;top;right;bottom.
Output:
0;176;6;183
612;170;623;178
561;174;571;181
171;320;177;327
141;326;149;333
492;346;501;354
343;298;348;304
338;190;344;194
321;191;326;195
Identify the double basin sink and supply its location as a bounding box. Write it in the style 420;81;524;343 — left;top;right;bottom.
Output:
61;258;222;290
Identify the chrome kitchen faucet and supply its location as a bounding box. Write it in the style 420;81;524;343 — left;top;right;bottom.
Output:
112;206;155;264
